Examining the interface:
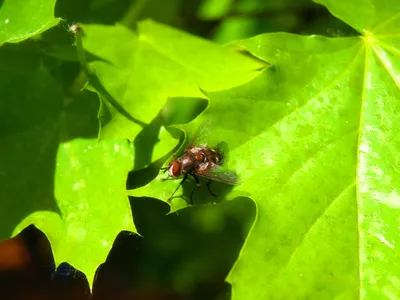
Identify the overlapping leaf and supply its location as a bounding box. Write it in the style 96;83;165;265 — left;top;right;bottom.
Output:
0;0;60;43
130;0;400;298
80;20;265;140
14;138;136;286
0;56;135;286
0;65;63;239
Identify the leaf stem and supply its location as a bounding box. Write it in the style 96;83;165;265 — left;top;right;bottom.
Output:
72;24;91;76
71;24;147;128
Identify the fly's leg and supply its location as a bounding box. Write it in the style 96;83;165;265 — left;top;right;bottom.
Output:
190;174;201;205
206;180;217;197
160;176;175;182
160;166;170;181
168;174;188;203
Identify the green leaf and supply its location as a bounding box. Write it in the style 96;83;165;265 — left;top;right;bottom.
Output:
315;0;400;34
14;138;136;286
0;0;60;43
0;60;134;286
130;0;400;298
0;66;63;238
227;4;400;299
220;41;361;297
80;20;265;140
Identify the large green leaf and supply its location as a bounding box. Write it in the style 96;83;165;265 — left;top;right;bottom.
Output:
0;51;135;286
80;20;265;140
228;0;400;298
130;0;400;298
0;0;60;43
0;64;63;239
14;138;136;286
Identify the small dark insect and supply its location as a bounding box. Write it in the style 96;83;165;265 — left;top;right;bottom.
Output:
161;121;239;204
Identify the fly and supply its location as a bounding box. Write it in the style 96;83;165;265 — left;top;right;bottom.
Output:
161;121;239;204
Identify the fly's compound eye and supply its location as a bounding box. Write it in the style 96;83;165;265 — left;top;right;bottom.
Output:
168;160;181;177
194;152;204;163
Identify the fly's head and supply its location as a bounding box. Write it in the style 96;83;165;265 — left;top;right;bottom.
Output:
167;159;181;177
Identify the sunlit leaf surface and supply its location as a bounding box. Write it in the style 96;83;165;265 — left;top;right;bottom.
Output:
80;20;265;140
1;61;136;287
1;0;400;297
0;0;60;43
14;138;136;286
130;0;400;298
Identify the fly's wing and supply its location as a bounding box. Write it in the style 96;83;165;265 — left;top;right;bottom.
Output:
196;165;240;186
188;120;211;147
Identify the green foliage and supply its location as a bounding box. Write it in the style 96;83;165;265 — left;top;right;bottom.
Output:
1;0;400;298
14;138;135;285
80;20;262;140
0;0;60;43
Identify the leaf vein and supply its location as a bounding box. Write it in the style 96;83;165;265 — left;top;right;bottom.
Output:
273;182;356;280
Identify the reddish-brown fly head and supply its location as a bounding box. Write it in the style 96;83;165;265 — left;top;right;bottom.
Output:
168;160;181;177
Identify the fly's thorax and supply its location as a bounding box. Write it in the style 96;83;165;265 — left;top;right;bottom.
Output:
179;154;196;175
188;147;223;164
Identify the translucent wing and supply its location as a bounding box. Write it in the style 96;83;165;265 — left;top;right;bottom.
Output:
196;165;240;186
188;120;211;147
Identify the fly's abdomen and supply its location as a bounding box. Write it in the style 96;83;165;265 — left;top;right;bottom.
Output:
203;148;223;166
